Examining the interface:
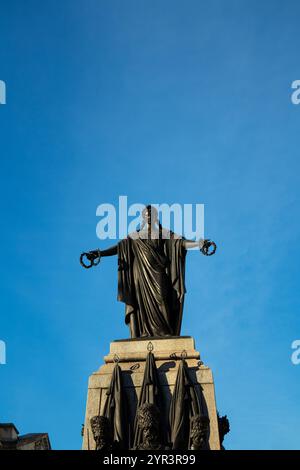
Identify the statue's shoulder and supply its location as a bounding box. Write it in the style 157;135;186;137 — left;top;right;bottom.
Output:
127;231;140;240
162;228;183;240
117;237;132;250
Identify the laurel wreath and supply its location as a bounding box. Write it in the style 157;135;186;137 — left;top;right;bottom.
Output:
200;239;217;256
80;249;101;269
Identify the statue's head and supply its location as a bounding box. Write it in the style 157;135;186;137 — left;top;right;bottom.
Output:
90;415;111;441
190;415;210;449
136;403;160;447
137;402;160;432
142;205;158;227
218;414;230;443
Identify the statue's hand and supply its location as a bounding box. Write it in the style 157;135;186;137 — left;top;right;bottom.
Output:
200;239;217;256
86;251;98;261
80;249;101;269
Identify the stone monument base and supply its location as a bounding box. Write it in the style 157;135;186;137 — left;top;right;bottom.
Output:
82;336;221;450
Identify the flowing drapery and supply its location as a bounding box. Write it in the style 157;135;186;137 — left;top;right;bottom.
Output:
117;237;186;337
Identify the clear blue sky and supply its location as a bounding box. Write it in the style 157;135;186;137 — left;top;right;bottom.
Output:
1;0;300;450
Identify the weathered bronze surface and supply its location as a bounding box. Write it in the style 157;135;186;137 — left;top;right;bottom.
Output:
90;361;128;450
90;415;113;451
133;349;163;449
135;403;163;450
80;205;216;338
190;415;210;450
102;362;128;449
169;358;203;449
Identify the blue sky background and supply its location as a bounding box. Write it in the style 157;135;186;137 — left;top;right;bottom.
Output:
1;0;300;450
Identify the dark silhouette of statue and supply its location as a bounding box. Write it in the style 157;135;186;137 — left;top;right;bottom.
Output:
80;205;216;338
190;415;210;450
218;413;230;450
90;416;113;451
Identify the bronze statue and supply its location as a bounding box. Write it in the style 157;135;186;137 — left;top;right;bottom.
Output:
103;361;128;449
80;205;216;338
90;416;113;451
133;347;164;449
218;413;230;450
169;357;201;449
190;415;210;450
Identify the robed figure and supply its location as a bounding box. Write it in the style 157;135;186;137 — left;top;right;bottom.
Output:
117;234;186;337
80;205;216;338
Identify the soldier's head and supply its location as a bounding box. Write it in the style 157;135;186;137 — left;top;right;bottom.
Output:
90;415;110;441
137;402;160;433
190;415;210;449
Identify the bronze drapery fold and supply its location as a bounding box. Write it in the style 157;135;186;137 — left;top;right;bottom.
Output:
103;362;128;449
132;350;164;449
169;359;201;450
117;237;186;338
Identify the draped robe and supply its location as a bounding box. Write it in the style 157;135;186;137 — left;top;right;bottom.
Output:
117;236;186;338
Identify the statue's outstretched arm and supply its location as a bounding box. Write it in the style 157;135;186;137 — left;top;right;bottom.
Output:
80;244;118;269
88;245;118;258
183;239;201;249
183;238;217;256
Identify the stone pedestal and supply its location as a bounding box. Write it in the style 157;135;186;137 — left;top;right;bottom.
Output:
82;336;221;450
